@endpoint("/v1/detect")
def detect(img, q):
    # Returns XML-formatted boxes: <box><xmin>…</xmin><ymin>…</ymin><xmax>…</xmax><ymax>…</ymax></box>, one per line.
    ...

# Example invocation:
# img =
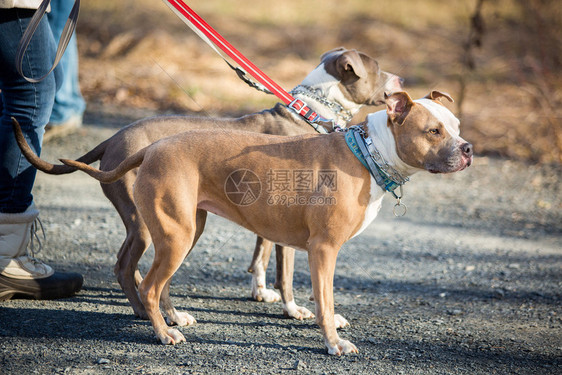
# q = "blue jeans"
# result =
<box><xmin>47</xmin><ymin>0</ymin><xmax>85</xmax><ymax>124</ymax></box>
<box><xmin>0</xmin><ymin>8</ymin><xmax>61</xmax><ymax>213</ymax></box>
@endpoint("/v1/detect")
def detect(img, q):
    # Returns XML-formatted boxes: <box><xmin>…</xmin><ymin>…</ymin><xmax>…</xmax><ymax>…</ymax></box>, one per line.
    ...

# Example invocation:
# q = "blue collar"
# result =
<box><xmin>344</xmin><ymin>125</ymin><xmax>409</xmax><ymax>198</ymax></box>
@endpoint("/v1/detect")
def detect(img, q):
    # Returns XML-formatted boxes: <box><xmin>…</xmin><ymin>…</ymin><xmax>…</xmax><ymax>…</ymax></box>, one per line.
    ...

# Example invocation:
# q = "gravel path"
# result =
<box><xmin>1</xmin><ymin>117</ymin><xmax>560</xmax><ymax>374</ymax></box>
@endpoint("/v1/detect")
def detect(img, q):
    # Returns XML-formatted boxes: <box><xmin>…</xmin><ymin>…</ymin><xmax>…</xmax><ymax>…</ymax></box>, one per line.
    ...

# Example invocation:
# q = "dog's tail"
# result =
<box><xmin>60</xmin><ymin>147</ymin><xmax>146</xmax><ymax>184</ymax></box>
<box><xmin>11</xmin><ymin>117</ymin><xmax>107</xmax><ymax>175</ymax></box>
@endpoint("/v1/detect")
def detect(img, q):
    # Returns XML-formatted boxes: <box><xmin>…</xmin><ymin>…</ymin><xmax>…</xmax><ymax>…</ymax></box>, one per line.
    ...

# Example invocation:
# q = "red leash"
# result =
<box><xmin>164</xmin><ymin>0</ymin><xmax>333</xmax><ymax>131</ymax></box>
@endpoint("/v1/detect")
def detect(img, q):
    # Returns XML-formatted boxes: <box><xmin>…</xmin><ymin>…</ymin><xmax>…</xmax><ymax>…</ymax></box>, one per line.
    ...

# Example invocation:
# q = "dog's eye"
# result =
<box><xmin>429</xmin><ymin>128</ymin><xmax>440</xmax><ymax>135</ymax></box>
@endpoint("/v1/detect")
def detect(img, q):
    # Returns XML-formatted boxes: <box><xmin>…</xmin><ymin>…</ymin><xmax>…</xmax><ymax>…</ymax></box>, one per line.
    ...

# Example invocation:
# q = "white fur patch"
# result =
<box><xmin>351</xmin><ymin>176</ymin><xmax>384</xmax><ymax>239</ymax></box>
<box><xmin>300</xmin><ymin>63</ymin><xmax>339</xmax><ymax>88</ymax></box>
<box><xmin>283</xmin><ymin>299</ymin><xmax>299</xmax><ymax>312</ymax></box>
<box><xmin>414</xmin><ymin>99</ymin><xmax>461</xmax><ymax>138</ymax></box>
<box><xmin>251</xmin><ymin>256</ymin><xmax>281</xmax><ymax>303</ymax></box>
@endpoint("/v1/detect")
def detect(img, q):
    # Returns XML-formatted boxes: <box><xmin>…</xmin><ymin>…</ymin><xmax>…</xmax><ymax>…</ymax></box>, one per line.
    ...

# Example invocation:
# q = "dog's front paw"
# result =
<box><xmin>165</xmin><ymin>311</ymin><xmax>197</xmax><ymax>327</ymax></box>
<box><xmin>334</xmin><ymin>314</ymin><xmax>350</xmax><ymax>329</ymax></box>
<box><xmin>252</xmin><ymin>286</ymin><xmax>281</xmax><ymax>303</ymax></box>
<box><xmin>327</xmin><ymin>339</ymin><xmax>358</xmax><ymax>356</ymax></box>
<box><xmin>283</xmin><ymin>301</ymin><xmax>314</xmax><ymax>320</ymax></box>
<box><xmin>157</xmin><ymin>328</ymin><xmax>186</xmax><ymax>345</ymax></box>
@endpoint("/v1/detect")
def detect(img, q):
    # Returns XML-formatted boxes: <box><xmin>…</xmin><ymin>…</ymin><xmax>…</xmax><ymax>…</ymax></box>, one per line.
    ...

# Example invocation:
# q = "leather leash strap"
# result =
<box><xmin>16</xmin><ymin>0</ymin><xmax>80</xmax><ymax>83</ymax></box>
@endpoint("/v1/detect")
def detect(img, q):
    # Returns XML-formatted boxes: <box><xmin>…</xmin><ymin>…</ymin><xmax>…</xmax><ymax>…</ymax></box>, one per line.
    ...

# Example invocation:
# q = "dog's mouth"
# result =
<box><xmin>427</xmin><ymin>155</ymin><xmax>473</xmax><ymax>174</ymax></box>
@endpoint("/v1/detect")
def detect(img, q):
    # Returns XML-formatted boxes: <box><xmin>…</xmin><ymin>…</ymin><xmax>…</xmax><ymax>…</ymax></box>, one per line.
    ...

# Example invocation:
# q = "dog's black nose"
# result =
<box><xmin>462</xmin><ymin>142</ymin><xmax>473</xmax><ymax>158</ymax></box>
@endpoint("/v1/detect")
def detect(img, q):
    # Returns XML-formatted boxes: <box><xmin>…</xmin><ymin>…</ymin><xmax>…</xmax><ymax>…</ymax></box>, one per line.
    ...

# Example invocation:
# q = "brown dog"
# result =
<box><xmin>58</xmin><ymin>91</ymin><xmax>472</xmax><ymax>354</ymax></box>
<box><xmin>14</xmin><ymin>48</ymin><xmax>403</xmax><ymax>323</ymax></box>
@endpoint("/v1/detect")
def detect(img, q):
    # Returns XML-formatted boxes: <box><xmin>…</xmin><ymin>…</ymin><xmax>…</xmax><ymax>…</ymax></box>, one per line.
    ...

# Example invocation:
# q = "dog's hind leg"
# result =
<box><xmin>104</xmin><ymin>177</ymin><xmax>153</xmax><ymax>320</ymax></box>
<box><xmin>139</xmin><ymin>238</ymin><xmax>192</xmax><ymax>344</ymax></box>
<box><xmin>138</xmin><ymin>212</ymin><xmax>196</xmax><ymax>345</ymax></box>
<box><xmin>161</xmin><ymin>209</ymin><xmax>207</xmax><ymax>326</ymax></box>
<box><xmin>114</xmin><ymin>220</ymin><xmax>152</xmax><ymax>320</ymax></box>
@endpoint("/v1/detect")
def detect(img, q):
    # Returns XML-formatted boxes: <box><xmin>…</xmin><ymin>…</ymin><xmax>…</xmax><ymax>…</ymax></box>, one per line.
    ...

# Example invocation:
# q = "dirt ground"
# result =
<box><xmin>1</xmin><ymin>1</ymin><xmax>561</xmax><ymax>374</ymax></box>
<box><xmin>0</xmin><ymin>111</ymin><xmax>560</xmax><ymax>374</ymax></box>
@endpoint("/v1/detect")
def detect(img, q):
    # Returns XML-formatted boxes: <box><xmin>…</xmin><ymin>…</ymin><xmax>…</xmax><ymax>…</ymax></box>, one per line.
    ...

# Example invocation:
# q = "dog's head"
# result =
<box><xmin>300</xmin><ymin>47</ymin><xmax>403</xmax><ymax>107</ymax></box>
<box><xmin>385</xmin><ymin>91</ymin><xmax>473</xmax><ymax>174</ymax></box>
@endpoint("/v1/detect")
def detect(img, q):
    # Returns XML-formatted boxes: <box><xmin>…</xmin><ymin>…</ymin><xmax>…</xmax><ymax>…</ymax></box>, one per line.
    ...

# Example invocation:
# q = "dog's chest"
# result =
<box><xmin>351</xmin><ymin>176</ymin><xmax>384</xmax><ymax>238</ymax></box>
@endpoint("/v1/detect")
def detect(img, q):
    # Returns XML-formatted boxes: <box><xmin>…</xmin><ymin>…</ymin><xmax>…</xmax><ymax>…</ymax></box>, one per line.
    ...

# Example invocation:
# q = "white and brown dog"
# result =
<box><xmin>58</xmin><ymin>90</ymin><xmax>472</xmax><ymax>355</ymax></box>
<box><xmin>13</xmin><ymin>48</ymin><xmax>402</xmax><ymax>323</ymax></box>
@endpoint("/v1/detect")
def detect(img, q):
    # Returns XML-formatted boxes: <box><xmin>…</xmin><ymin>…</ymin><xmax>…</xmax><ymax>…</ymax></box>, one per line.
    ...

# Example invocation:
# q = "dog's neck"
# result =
<box><xmin>291</xmin><ymin>63</ymin><xmax>363</xmax><ymax>130</ymax></box>
<box><xmin>364</xmin><ymin>110</ymin><xmax>423</xmax><ymax>179</ymax></box>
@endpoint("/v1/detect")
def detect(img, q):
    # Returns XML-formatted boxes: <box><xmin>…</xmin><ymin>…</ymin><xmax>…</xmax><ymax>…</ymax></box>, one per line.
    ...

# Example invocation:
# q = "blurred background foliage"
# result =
<box><xmin>77</xmin><ymin>0</ymin><xmax>561</xmax><ymax>164</ymax></box>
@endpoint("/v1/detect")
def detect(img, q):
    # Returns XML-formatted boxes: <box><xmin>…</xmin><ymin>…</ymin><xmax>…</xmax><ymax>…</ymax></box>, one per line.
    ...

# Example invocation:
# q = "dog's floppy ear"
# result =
<box><xmin>424</xmin><ymin>90</ymin><xmax>454</xmax><ymax>103</ymax></box>
<box><xmin>320</xmin><ymin>46</ymin><xmax>346</xmax><ymax>61</ymax></box>
<box><xmin>335</xmin><ymin>49</ymin><xmax>368</xmax><ymax>80</ymax></box>
<box><xmin>385</xmin><ymin>91</ymin><xmax>414</xmax><ymax>126</ymax></box>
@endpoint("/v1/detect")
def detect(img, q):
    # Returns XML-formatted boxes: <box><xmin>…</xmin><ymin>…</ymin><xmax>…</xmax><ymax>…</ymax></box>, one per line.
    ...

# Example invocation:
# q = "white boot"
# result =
<box><xmin>0</xmin><ymin>203</ymin><xmax>82</xmax><ymax>301</ymax></box>
<box><xmin>0</xmin><ymin>203</ymin><xmax>53</xmax><ymax>279</ymax></box>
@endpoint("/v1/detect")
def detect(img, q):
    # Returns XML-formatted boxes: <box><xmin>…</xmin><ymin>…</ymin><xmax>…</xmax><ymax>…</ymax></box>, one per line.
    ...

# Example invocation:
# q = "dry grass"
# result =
<box><xmin>76</xmin><ymin>0</ymin><xmax>561</xmax><ymax>164</ymax></box>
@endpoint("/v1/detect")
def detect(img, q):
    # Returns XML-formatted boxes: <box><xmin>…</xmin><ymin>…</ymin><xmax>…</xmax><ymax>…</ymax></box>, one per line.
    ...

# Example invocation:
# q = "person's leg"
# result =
<box><xmin>45</xmin><ymin>0</ymin><xmax>85</xmax><ymax>140</ymax></box>
<box><xmin>0</xmin><ymin>8</ymin><xmax>82</xmax><ymax>300</ymax></box>
<box><xmin>0</xmin><ymin>8</ymin><xmax>56</xmax><ymax>211</ymax></box>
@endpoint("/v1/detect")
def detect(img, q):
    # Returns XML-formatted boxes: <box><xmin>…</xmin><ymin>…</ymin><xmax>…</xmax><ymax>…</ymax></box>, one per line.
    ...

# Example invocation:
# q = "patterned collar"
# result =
<box><xmin>290</xmin><ymin>85</ymin><xmax>355</xmax><ymax>127</ymax></box>
<box><xmin>344</xmin><ymin>125</ymin><xmax>409</xmax><ymax>198</ymax></box>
